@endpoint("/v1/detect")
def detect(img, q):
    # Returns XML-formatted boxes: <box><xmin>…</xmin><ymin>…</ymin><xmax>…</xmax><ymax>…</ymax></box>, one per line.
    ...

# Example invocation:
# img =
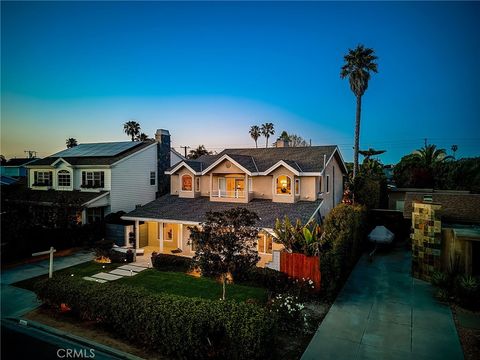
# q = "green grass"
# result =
<box><xmin>118</xmin><ymin>269</ymin><xmax>268</xmax><ymax>303</ymax></box>
<box><xmin>13</xmin><ymin>261</ymin><xmax>121</xmax><ymax>291</ymax></box>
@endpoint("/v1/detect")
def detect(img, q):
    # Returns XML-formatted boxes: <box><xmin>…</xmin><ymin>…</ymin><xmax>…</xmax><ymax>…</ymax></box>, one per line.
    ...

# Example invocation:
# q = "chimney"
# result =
<box><xmin>155</xmin><ymin>129</ymin><xmax>171</xmax><ymax>196</ymax></box>
<box><xmin>275</xmin><ymin>139</ymin><xmax>289</xmax><ymax>148</ymax></box>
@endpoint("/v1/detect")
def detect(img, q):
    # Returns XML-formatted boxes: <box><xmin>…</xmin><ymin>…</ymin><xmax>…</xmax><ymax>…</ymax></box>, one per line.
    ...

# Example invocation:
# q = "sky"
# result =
<box><xmin>1</xmin><ymin>1</ymin><xmax>479</xmax><ymax>164</ymax></box>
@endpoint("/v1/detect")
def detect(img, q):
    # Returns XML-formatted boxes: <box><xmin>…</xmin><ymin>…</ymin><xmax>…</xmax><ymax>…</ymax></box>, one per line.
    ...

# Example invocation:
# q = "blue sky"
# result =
<box><xmin>2</xmin><ymin>1</ymin><xmax>479</xmax><ymax>163</ymax></box>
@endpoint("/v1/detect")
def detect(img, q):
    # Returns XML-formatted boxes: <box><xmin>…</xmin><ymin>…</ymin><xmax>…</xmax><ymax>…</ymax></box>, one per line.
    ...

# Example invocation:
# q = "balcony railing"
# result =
<box><xmin>211</xmin><ymin>190</ymin><xmax>246</xmax><ymax>199</ymax></box>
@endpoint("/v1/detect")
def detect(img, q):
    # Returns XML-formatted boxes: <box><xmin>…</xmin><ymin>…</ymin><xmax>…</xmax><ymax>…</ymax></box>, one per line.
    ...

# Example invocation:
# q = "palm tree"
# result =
<box><xmin>341</xmin><ymin>45</ymin><xmax>378</xmax><ymax>178</ymax></box>
<box><xmin>249</xmin><ymin>125</ymin><xmax>261</xmax><ymax>148</ymax></box>
<box><xmin>188</xmin><ymin>145</ymin><xmax>212</xmax><ymax>159</ymax></box>
<box><xmin>451</xmin><ymin>144</ymin><xmax>458</xmax><ymax>159</ymax></box>
<box><xmin>123</xmin><ymin>121</ymin><xmax>141</xmax><ymax>141</ymax></box>
<box><xmin>413</xmin><ymin>144</ymin><xmax>453</xmax><ymax>167</ymax></box>
<box><xmin>359</xmin><ymin>148</ymin><xmax>386</xmax><ymax>161</ymax></box>
<box><xmin>260</xmin><ymin>123</ymin><xmax>275</xmax><ymax>148</ymax></box>
<box><xmin>65</xmin><ymin>138</ymin><xmax>78</xmax><ymax>148</ymax></box>
<box><xmin>135</xmin><ymin>133</ymin><xmax>149</xmax><ymax>141</ymax></box>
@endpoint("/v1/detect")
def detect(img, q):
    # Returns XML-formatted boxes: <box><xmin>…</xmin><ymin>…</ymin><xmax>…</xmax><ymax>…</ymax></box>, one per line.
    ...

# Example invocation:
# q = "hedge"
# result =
<box><xmin>34</xmin><ymin>276</ymin><xmax>275</xmax><ymax>359</ymax></box>
<box><xmin>151</xmin><ymin>252</ymin><xmax>194</xmax><ymax>272</ymax></box>
<box><xmin>320</xmin><ymin>203</ymin><xmax>367</xmax><ymax>298</ymax></box>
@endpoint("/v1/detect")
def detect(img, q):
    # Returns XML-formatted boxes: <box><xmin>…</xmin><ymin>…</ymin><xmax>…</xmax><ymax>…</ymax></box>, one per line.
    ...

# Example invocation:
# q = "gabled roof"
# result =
<box><xmin>167</xmin><ymin>146</ymin><xmax>345</xmax><ymax>176</ymax></box>
<box><xmin>27</xmin><ymin>141</ymin><xmax>156</xmax><ymax>167</ymax></box>
<box><xmin>4</xmin><ymin>158</ymin><xmax>38</xmax><ymax>167</ymax></box>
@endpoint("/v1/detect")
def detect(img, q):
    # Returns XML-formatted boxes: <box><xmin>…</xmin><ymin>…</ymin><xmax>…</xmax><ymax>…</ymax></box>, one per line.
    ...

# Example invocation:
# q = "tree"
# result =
<box><xmin>135</xmin><ymin>133</ymin><xmax>149</xmax><ymax>141</ymax></box>
<box><xmin>188</xmin><ymin>208</ymin><xmax>260</xmax><ymax>300</ymax></box>
<box><xmin>260</xmin><ymin>123</ymin><xmax>275</xmax><ymax>148</ymax></box>
<box><xmin>359</xmin><ymin>148</ymin><xmax>385</xmax><ymax>160</ymax></box>
<box><xmin>451</xmin><ymin>145</ymin><xmax>458</xmax><ymax>159</ymax></box>
<box><xmin>289</xmin><ymin>134</ymin><xmax>309</xmax><ymax>147</ymax></box>
<box><xmin>188</xmin><ymin>145</ymin><xmax>212</xmax><ymax>159</ymax></box>
<box><xmin>65</xmin><ymin>138</ymin><xmax>78</xmax><ymax>148</ymax></box>
<box><xmin>413</xmin><ymin>144</ymin><xmax>453</xmax><ymax>167</ymax></box>
<box><xmin>278</xmin><ymin>131</ymin><xmax>290</xmax><ymax>142</ymax></box>
<box><xmin>249</xmin><ymin>125</ymin><xmax>261</xmax><ymax>148</ymax></box>
<box><xmin>340</xmin><ymin>45</ymin><xmax>378</xmax><ymax>178</ymax></box>
<box><xmin>0</xmin><ymin>155</ymin><xmax>7</xmax><ymax>166</ymax></box>
<box><xmin>123</xmin><ymin>121</ymin><xmax>141</xmax><ymax>141</ymax></box>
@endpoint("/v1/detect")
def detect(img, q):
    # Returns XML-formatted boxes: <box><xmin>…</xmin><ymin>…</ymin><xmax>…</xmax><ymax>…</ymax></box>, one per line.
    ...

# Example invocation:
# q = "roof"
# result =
<box><xmin>170</xmin><ymin>148</ymin><xmax>186</xmax><ymax>160</ymax></box>
<box><xmin>123</xmin><ymin>194</ymin><xmax>322</xmax><ymax>228</ymax></box>
<box><xmin>168</xmin><ymin>146</ymin><xmax>344</xmax><ymax>175</ymax></box>
<box><xmin>27</xmin><ymin>141</ymin><xmax>155</xmax><ymax>167</ymax></box>
<box><xmin>403</xmin><ymin>192</ymin><xmax>480</xmax><ymax>224</ymax></box>
<box><xmin>0</xmin><ymin>175</ymin><xmax>19</xmax><ymax>186</ymax></box>
<box><xmin>4</xmin><ymin>158</ymin><xmax>38</xmax><ymax>167</ymax></box>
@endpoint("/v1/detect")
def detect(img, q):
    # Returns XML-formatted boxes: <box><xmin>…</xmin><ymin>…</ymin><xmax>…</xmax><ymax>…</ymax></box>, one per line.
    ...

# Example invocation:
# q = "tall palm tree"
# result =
<box><xmin>260</xmin><ymin>123</ymin><xmax>275</xmax><ymax>148</ymax></box>
<box><xmin>135</xmin><ymin>133</ymin><xmax>149</xmax><ymax>141</ymax></box>
<box><xmin>451</xmin><ymin>144</ymin><xmax>458</xmax><ymax>159</ymax></box>
<box><xmin>359</xmin><ymin>148</ymin><xmax>386</xmax><ymax>161</ymax></box>
<box><xmin>341</xmin><ymin>45</ymin><xmax>378</xmax><ymax>178</ymax></box>
<box><xmin>188</xmin><ymin>145</ymin><xmax>212</xmax><ymax>159</ymax></box>
<box><xmin>65</xmin><ymin>138</ymin><xmax>78</xmax><ymax>148</ymax></box>
<box><xmin>413</xmin><ymin>144</ymin><xmax>452</xmax><ymax>167</ymax></box>
<box><xmin>249</xmin><ymin>125</ymin><xmax>261</xmax><ymax>148</ymax></box>
<box><xmin>123</xmin><ymin>121</ymin><xmax>141</xmax><ymax>141</ymax></box>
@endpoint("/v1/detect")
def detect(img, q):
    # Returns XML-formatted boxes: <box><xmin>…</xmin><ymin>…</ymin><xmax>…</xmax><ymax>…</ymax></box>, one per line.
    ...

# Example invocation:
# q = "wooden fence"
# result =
<box><xmin>280</xmin><ymin>252</ymin><xmax>321</xmax><ymax>292</ymax></box>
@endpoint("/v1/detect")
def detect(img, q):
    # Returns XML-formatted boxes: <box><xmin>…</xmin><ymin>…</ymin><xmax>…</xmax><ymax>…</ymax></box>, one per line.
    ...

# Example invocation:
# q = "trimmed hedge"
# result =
<box><xmin>236</xmin><ymin>267</ymin><xmax>291</xmax><ymax>294</ymax></box>
<box><xmin>320</xmin><ymin>204</ymin><xmax>368</xmax><ymax>299</ymax></box>
<box><xmin>151</xmin><ymin>252</ymin><xmax>193</xmax><ymax>272</ymax></box>
<box><xmin>34</xmin><ymin>276</ymin><xmax>275</xmax><ymax>359</ymax></box>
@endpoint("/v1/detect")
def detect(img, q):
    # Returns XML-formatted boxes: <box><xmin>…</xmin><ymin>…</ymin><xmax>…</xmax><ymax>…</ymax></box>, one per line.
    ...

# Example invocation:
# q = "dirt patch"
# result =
<box><xmin>451</xmin><ymin>305</ymin><xmax>480</xmax><ymax>360</ymax></box>
<box><xmin>24</xmin><ymin>306</ymin><xmax>167</xmax><ymax>359</ymax></box>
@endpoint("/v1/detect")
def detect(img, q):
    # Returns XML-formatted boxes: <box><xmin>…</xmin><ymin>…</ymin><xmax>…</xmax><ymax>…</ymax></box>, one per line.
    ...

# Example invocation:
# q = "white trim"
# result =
<box><xmin>82</xmin><ymin>191</ymin><xmax>110</xmax><ymax>207</ymax></box>
<box><xmin>181</xmin><ymin>174</ymin><xmax>194</xmax><ymax>192</ymax></box>
<box><xmin>321</xmin><ymin>147</ymin><xmax>348</xmax><ymax>175</ymax></box>
<box><xmin>121</xmin><ymin>216</ymin><xmax>199</xmax><ymax>225</ymax></box>
<box><xmin>110</xmin><ymin>142</ymin><xmax>158</xmax><ymax>167</ymax></box>
<box><xmin>294</xmin><ymin>178</ymin><xmax>300</xmax><ymax>196</ymax></box>
<box><xmin>201</xmin><ymin>154</ymin><xmax>254</xmax><ymax>176</ymax></box>
<box><xmin>51</xmin><ymin>158</ymin><xmax>72</xmax><ymax>167</ymax></box>
<box><xmin>263</xmin><ymin>160</ymin><xmax>300</xmax><ymax>176</ymax></box>
<box><xmin>274</xmin><ymin>174</ymin><xmax>293</xmax><ymax>196</ymax></box>
<box><xmin>165</xmin><ymin>161</ymin><xmax>201</xmax><ymax>175</ymax></box>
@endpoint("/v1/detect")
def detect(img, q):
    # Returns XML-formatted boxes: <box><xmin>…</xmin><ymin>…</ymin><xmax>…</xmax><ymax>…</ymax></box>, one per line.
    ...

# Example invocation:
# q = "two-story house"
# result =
<box><xmin>122</xmin><ymin>145</ymin><xmax>347</xmax><ymax>266</ymax></box>
<box><xmin>8</xmin><ymin>129</ymin><xmax>176</xmax><ymax>225</ymax></box>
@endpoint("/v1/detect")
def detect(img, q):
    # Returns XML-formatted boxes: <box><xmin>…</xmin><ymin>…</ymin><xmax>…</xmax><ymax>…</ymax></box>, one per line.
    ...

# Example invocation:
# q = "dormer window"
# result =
<box><xmin>182</xmin><ymin>174</ymin><xmax>193</xmax><ymax>191</ymax></box>
<box><xmin>58</xmin><ymin>170</ymin><xmax>71</xmax><ymax>187</ymax></box>
<box><xmin>276</xmin><ymin>175</ymin><xmax>292</xmax><ymax>195</ymax></box>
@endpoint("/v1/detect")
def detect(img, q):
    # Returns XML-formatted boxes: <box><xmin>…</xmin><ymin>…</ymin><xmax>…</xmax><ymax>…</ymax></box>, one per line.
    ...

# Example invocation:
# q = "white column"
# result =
<box><xmin>178</xmin><ymin>224</ymin><xmax>183</xmax><ymax>251</ymax></box>
<box><xmin>159</xmin><ymin>222</ymin><xmax>164</xmax><ymax>253</ymax></box>
<box><xmin>124</xmin><ymin>225</ymin><xmax>130</xmax><ymax>247</ymax></box>
<box><xmin>81</xmin><ymin>209</ymin><xmax>87</xmax><ymax>225</ymax></box>
<box><xmin>135</xmin><ymin>221</ymin><xmax>140</xmax><ymax>249</ymax></box>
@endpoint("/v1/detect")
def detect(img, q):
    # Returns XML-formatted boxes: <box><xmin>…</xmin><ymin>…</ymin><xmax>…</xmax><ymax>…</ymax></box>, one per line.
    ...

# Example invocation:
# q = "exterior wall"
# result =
<box><xmin>170</xmin><ymin>174</ymin><xmax>179</xmax><ymax>195</ymax></box>
<box><xmin>177</xmin><ymin>168</ymin><xmax>200</xmax><ymax>198</ymax></box>
<box><xmin>252</xmin><ymin>176</ymin><xmax>273</xmax><ymax>200</ymax></box>
<box><xmin>318</xmin><ymin>154</ymin><xmax>344</xmax><ymax>217</ymax></box>
<box><xmin>110</xmin><ymin>145</ymin><xmax>157</xmax><ymax>213</ymax></box>
<box><xmin>170</xmin><ymin>151</ymin><xmax>184</xmax><ymax>167</ymax></box>
<box><xmin>1</xmin><ymin>167</ymin><xmax>24</xmax><ymax>177</ymax></box>
<box><xmin>299</xmin><ymin>176</ymin><xmax>317</xmax><ymax>201</ymax></box>
<box><xmin>388</xmin><ymin>191</ymin><xmax>407</xmax><ymax>211</ymax></box>
<box><xmin>271</xmin><ymin>167</ymin><xmax>296</xmax><ymax>203</ymax></box>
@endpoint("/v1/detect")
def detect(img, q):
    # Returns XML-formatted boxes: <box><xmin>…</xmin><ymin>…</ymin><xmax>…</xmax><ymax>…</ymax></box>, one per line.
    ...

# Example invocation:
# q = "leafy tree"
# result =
<box><xmin>188</xmin><ymin>208</ymin><xmax>260</xmax><ymax>300</ymax></box>
<box><xmin>249</xmin><ymin>125</ymin><xmax>261</xmax><ymax>148</ymax></box>
<box><xmin>289</xmin><ymin>134</ymin><xmax>309</xmax><ymax>147</ymax></box>
<box><xmin>278</xmin><ymin>131</ymin><xmax>290</xmax><ymax>141</ymax></box>
<box><xmin>0</xmin><ymin>155</ymin><xmax>7</xmax><ymax>166</ymax></box>
<box><xmin>188</xmin><ymin>145</ymin><xmax>212</xmax><ymax>159</ymax></box>
<box><xmin>135</xmin><ymin>133</ymin><xmax>149</xmax><ymax>141</ymax></box>
<box><xmin>65</xmin><ymin>138</ymin><xmax>78</xmax><ymax>148</ymax></box>
<box><xmin>273</xmin><ymin>216</ymin><xmax>322</xmax><ymax>256</ymax></box>
<box><xmin>340</xmin><ymin>45</ymin><xmax>378</xmax><ymax>178</ymax></box>
<box><xmin>260</xmin><ymin>123</ymin><xmax>275</xmax><ymax>148</ymax></box>
<box><xmin>123</xmin><ymin>120</ymin><xmax>141</xmax><ymax>141</ymax></box>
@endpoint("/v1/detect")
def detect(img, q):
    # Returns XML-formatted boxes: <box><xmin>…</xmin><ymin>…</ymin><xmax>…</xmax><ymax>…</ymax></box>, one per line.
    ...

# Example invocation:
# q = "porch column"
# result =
<box><xmin>135</xmin><ymin>220</ymin><xmax>139</xmax><ymax>249</ymax></box>
<box><xmin>209</xmin><ymin>173</ymin><xmax>213</xmax><ymax>196</ymax></box>
<box><xmin>178</xmin><ymin>224</ymin><xmax>183</xmax><ymax>251</ymax></box>
<box><xmin>159</xmin><ymin>222</ymin><xmax>164</xmax><ymax>253</ymax></box>
<box><xmin>81</xmin><ymin>209</ymin><xmax>87</xmax><ymax>225</ymax></box>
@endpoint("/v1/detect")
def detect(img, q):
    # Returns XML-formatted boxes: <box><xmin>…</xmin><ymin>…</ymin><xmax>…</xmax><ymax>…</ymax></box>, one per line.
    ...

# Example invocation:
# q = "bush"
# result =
<box><xmin>456</xmin><ymin>275</ymin><xmax>479</xmax><ymax>309</ymax></box>
<box><xmin>34</xmin><ymin>276</ymin><xmax>276</xmax><ymax>360</ymax></box>
<box><xmin>151</xmin><ymin>252</ymin><xmax>194</xmax><ymax>272</ymax></box>
<box><xmin>269</xmin><ymin>293</ymin><xmax>309</xmax><ymax>334</ymax></box>
<box><xmin>320</xmin><ymin>204</ymin><xmax>367</xmax><ymax>299</ymax></box>
<box><xmin>236</xmin><ymin>267</ymin><xmax>291</xmax><ymax>294</ymax></box>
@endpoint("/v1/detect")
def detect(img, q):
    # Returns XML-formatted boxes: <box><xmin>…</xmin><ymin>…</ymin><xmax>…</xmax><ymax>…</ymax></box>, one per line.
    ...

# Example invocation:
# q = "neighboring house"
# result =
<box><xmin>0</xmin><ymin>157</ymin><xmax>38</xmax><ymax>177</ymax></box>
<box><xmin>170</xmin><ymin>148</ymin><xmax>186</xmax><ymax>166</ymax></box>
<box><xmin>122</xmin><ymin>145</ymin><xmax>347</xmax><ymax>267</ymax></box>
<box><xmin>0</xmin><ymin>175</ymin><xmax>20</xmax><ymax>186</ymax></box>
<box><xmin>5</xmin><ymin>129</ymin><xmax>173</xmax><ymax>225</ymax></box>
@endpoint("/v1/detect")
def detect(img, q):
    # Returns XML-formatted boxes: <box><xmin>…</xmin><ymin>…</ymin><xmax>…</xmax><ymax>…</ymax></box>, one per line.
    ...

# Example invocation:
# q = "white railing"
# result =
<box><xmin>211</xmin><ymin>190</ymin><xmax>246</xmax><ymax>199</ymax></box>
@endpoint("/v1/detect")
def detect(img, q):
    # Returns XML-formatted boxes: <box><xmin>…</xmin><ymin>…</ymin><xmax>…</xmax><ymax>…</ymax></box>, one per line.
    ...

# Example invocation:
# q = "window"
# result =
<box><xmin>57</xmin><ymin>170</ymin><xmax>71</xmax><ymax>187</ymax></box>
<box><xmin>181</xmin><ymin>174</ymin><xmax>192</xmax><ymax>191</ymax></box>
<box><xmin>163</xmin><ymin>223</ymin><xmax>178</xmax><ymax>241</ymax></box>
<box><xmin>34</xmin><ymin>171</ymin><xmax>52</xmax><ymax>186</ymax></box>
<box><xmin>248</xmin><ymin>177</ymin><xmax>253</xmax><ymax>193</ymax></box>
<box><xmin>326</xmin><ymin>175</ymin><xmax>330</xmax><ymax>193</ymax></box>
<box><xmin>276</xmin><ymin>175</ymin><xmax>292</xmax><ymax>195</ymax></box>
<box><xmin>195</xmin><ymin>177</ymin><xmax>200</xmax><ymax>192</ymax></box>
<box><xmin>86</xmin><ymin>207</ymin><xmax>104</xmax><ymax>224</ymax></box>
<box><xmin>150</xmin><ymin>171</ymin><xmax>156</xmax><ymax>185</ymax></box>
<box><xmin>81</xmin><ymin>171</ymin><xmax>104</xmax><ymax>188</ymax></box>
<box><xmin>295</xmin><ymin>178</ymin><xmax>300</xmax><ymax>196</ymax></box>
<box><xmin>258</xmin><ymin>234</ymin><xmax>273</xmax><ymax>254</ymax></box>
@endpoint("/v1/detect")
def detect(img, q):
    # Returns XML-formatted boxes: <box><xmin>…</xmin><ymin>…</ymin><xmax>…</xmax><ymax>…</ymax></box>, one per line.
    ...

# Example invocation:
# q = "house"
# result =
<box><xmin>0</xmin><ymin>157</ymin><xmax>38</xmax><ymax>178</ymax></box>
<box><xmin>4</xmin><ymin>129</ymin><xmax>173</xmax><ymax>225</ymax></box>
<box><xmin>122</xmin><ymin>145</ymin><xmax>347</xmax><ymax>266</ymax></box>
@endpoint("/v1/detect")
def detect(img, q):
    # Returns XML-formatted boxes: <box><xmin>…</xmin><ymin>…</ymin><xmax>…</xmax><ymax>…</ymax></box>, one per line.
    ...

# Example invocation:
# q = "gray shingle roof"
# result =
<box><xmin>123</xmin><ymin>194</ymin><xmax>322</xmax><ymax>228</ymax></box>
<box><xmin>2</xmin><ymin>188</ymin><xmax>109</xmax><ymax>207</ymax></box>
<box><xmin>27</xmin><ymin>141</ymin><xmax>155</xmax><ymax>167</ymax></box>
<box><xmin>4</xmin><ymin>158</ymin><xmax>38</xmax><ymax>167</ymax></box>
<box><xmin>169</xmin><ymin>146</ymin><xmax>339</xmax><ymax>173</ymax></box>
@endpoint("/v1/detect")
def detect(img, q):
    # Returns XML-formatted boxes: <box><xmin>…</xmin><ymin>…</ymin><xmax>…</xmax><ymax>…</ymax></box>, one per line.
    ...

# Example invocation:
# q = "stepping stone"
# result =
<box><xmin>91</xmin><ymin>272</ymin><xmax>122</xmax><ymax>281</ymax></box>
<box><xmin>109</xmin><ymin>269</ymin><xmax>136</xmax><ymax>277</ymax></box>
<box><xmin>131</xmin><ymin>262</ymin><xmax>150</xmax><ymax>268</ymax></box>
<box><xmin>83</xmin><ymin>276</ymin><xmax>108</xmax><ymax>283</ymax></box>
<box><xmin>118</xmin><ymin>265</ymin><xmax>147</xmax><ymax>272</ymax></box>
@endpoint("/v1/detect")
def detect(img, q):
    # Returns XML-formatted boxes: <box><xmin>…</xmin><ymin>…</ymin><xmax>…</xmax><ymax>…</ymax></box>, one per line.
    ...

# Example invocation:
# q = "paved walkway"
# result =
<box><xmin>84</xmin><ymin>264</ymin><xmax>148</xmax><ymax>283</ymax></box>
<box><xmin>302</xmin><ymin>247</ymin><xmax>464</xmax><ymax>360</ymax></box>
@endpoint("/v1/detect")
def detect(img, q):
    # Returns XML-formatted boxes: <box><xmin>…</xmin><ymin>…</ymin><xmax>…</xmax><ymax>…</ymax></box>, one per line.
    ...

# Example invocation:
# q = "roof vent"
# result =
<box><xmin>423</xmin><ymin>194</ymin><xmax>433</xmax><ymax>202</ymax></box>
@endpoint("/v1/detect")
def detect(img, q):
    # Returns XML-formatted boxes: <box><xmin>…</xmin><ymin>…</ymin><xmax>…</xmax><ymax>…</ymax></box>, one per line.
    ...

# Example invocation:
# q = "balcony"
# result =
<box><xmin>211</xmin><ymin>189</ymin><xmax>246</xmax><ymax>199</ymax></box>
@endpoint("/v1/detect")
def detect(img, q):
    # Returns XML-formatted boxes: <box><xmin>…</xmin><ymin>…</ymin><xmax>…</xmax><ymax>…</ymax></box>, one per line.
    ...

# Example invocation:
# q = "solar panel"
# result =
<box><xmin>52</xmin><ymin>142</ymin><xmax>140</xmax><ymax>157</ymax></box>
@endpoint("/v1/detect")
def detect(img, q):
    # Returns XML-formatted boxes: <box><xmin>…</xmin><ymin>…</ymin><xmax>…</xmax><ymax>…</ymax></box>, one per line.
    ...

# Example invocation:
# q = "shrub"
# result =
<box><xmin>269</xmin><ymin>293</ymin><xmax>309</xmax><ymax>334</ymax></box>
<box><xmin>456</xmin><ymin>275</ymin><xmax>479</xmax><ymax>309</ymax></box>
<box><xmin>236</xmin><ymin>267</ymin><xmax>291</xmax><ymax>295</ymax></box>
<box><xmin>320</xmin><ymin>204</ymin><xmax>367</xmax><ymax>299</ymax></box>
<box><xmin>151</xmin><ymin>252</ymin><xmax>193</xmax><ymax>272</ymax></box>
<box><xmin>34</xmin><ymin>276</ymin><xmax>276</xmax><ymax>359</ymax></box>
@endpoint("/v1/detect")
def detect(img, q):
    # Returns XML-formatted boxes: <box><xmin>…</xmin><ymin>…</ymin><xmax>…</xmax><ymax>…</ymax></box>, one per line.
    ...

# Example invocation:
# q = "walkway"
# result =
<box><xmin>84</xmin><ymin>264</ymin><xmax>148</xmax><ymax>283</ymax></box>
<box><xmin>302</xmin><ymin>246</ymin><xmax>464</xmax><ymax>360</ymax></box>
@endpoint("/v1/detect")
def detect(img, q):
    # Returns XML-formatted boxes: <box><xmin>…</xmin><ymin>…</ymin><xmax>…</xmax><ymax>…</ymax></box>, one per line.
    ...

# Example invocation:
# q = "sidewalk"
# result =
<box><xmin>302</xmin><ymin>247</ymin><xmax>464</xmax><ymax>360</ymax></box>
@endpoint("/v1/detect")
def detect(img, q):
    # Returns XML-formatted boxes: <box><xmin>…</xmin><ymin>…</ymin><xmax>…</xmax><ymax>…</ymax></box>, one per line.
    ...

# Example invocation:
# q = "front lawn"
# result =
<box><xmin>118</xmin><ymin>269</ymin><xmax>268</xmax><ymax>303</ymax></box>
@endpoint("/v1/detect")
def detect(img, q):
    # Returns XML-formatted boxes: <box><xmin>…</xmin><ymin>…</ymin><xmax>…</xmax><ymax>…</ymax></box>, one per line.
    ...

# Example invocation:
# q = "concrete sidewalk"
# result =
<box><xmin>302</xmin><ymin>247</ymin><xmax>464</xmax><ymax>360</ymax></box>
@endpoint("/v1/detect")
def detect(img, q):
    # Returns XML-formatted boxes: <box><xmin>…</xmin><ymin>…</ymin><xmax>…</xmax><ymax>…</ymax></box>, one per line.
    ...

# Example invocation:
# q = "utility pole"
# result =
<box><xmin>424</xmin><ymin>138</ymin><xmax>427</xmax><ymax>147</ymax></box>
<box><xmin>179</xmin><ymin>146</ymin><xmax>190</xmax><ymax>158</ymax></box>
<box><xmin>24</xmin><ymin>150</ymin><xmax>37</xmax><ymax>158</ymax></box>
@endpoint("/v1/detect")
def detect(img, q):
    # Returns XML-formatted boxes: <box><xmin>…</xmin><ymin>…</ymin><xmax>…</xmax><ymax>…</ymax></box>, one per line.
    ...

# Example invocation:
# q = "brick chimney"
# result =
<box><xmin>155</xmin><ymin>129</ymin><xmax>171</xmax><ymax>196</ymax></box>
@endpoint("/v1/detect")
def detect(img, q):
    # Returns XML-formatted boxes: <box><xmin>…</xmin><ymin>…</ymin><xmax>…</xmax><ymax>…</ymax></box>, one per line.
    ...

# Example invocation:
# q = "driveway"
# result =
<box><xmin>302</xmin><ymin>246</ymin><xmax>464</xmax><ymax>360</ymax></box>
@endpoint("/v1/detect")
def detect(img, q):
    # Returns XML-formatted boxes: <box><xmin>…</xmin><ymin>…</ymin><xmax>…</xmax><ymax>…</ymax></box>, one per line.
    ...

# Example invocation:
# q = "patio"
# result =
<box><xmin>302</xmin><ymin>245</ymin><xmax>464</xmax><ymax>360</ymax></box>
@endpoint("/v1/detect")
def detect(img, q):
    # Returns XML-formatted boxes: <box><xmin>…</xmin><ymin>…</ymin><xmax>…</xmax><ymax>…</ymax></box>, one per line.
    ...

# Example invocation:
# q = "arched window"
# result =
<box><xmin>276</xmin><ymin>175</ymin><xmax>292</xmax><ymax>195</ymax></box>
<box><xmin>58</xmin><ymin>170</ymin><xmax>71</xmax><ymax>187</ymax></box>
<box><xmin>181</xmin><ymin>174</ymin><xmax>193</xmax><ymax>191</ymax></box>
